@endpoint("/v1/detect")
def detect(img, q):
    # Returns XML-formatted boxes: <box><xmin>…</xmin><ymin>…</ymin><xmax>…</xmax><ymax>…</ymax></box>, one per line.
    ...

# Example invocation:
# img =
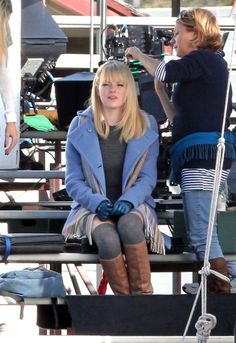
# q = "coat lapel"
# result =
<box><xmin>69</xmin><ymin>114</ymin><xmax>106</xmax><ymax>193</ymax></box>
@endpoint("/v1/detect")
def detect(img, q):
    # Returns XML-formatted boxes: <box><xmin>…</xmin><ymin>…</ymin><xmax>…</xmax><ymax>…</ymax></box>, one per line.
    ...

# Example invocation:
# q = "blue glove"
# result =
<box><xmin>111</xmin><ymin>200</ymin><xmax>133</xmax><ymax>217</ymax></box>
<box><xmin>96</xmin><ymin>200</ymin><xmax>113</xmax><ymax>221</ymax></box>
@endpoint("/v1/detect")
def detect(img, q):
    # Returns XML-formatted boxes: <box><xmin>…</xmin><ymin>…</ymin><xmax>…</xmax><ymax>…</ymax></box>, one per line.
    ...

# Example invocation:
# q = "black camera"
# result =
<box><xmin>104</xmin><ymin>24</ymin><xmax>173</xmax><ymax>61</ymax></box>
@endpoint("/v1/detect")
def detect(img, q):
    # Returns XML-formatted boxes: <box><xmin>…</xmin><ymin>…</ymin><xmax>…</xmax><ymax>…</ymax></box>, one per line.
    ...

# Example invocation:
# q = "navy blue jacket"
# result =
<box><xmin>165</xmin><ymin>50</ymin><xmax>232</xmax><ymax>144</ymax></box>
<box><xmin>164</xmin><ymin>50</ymin><xmax>233</xmax><ymax>169</ymax></box>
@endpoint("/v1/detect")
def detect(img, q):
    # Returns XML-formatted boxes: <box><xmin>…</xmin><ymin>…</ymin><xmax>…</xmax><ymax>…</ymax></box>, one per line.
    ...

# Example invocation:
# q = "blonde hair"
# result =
<box><xmin>0</xmin><ymin>0</ymin><xmax>12</xmax><ymax>64</ymax></box>
<box><xmin>177</xmin><ymin>8</ymin><xmax>222</xmax><ymax>52</ymax></box>
<box><xmin>91</xmin><ymin>60</ymin><xmax>147</xmax><ymax>142</ymax></box>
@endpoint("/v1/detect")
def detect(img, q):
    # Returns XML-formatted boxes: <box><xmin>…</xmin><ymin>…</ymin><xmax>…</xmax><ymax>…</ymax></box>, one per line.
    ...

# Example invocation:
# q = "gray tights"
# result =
<box><xmin>92</xmin><ymin>213</ymin><xmax>145</xmax><ymax>260</ymax></box>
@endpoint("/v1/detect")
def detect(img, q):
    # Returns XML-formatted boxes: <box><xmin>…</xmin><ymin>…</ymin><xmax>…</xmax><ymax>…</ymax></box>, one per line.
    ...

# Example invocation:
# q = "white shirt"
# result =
<box><xmin>0</xmin><ymin>62</ymin><xmax>16</xmax><ymax>123</ymax></box>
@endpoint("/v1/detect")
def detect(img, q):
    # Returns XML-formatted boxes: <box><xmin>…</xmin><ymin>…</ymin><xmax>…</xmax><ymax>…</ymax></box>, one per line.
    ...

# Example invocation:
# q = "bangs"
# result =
<box><xmin>98</xmin><ymin>62</ymin><xmax>128</xmax><ymax>86</ymax></box>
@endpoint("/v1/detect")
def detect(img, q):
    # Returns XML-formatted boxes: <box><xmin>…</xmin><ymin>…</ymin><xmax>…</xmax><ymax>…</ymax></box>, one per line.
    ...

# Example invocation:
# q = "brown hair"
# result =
<box><xmin>91</xmin><ymin>60</ymin><xmax>147</xmax><ymax>142</ymax></box>
<box><xmin>177</xmin><ymin>8</ymin><xmax>222</xmax><ymax>52</ymax></box>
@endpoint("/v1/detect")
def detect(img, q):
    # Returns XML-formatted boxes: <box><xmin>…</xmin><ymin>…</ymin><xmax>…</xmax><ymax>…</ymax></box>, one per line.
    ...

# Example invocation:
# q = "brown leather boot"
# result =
<box><xmin>100</xmin><ymin>254</ymin><xmax>130</xmax><ymax>295</ymax></box>
<box><xmin>124</xmin><ymin>241</ymin><xmax>153</xmax><ymax>295</ymax></box>
<box><xmin>207</xmin><ymin>258</ymin><xmax>230</xmax><ymax>293</ymax></box>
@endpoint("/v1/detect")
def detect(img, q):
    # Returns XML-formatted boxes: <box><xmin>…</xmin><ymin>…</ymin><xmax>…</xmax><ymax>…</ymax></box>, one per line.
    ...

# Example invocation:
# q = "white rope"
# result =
<box><xmin>182</xmin><ymin>13</ymin><xmax>236</xmax><ymax>343</ymax></box>
<box><xmin>182</xmin><ymin>283</ymin><xmax>202</xmax><ymax>342</ymax></box>
<box><xmin>195</xmin><ymin>314</ymin><xmax>217</xmax><ymax>343</ymax></box>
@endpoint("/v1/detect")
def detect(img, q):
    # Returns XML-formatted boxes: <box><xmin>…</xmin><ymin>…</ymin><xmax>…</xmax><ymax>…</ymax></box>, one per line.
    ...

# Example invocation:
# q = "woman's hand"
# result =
<box><xmin>4</xmin><ymin>122</ymin><xmax>19</xmax><ymax>155</ymax></box>
<box><xmin>125</xmin><ymin>46</ymin><xmax>143</xmax><ymax>61</ymax></box>
<box><xmin>111</xmin><ymin>200</ymin><xmax>133</xmax><ymax>217</ymax></box>
<box><xmin>125</xmin><ymin>47</ymin><xmax>160</xmax><ymax>76</ymax></box>
<box><xmin>96</xmin><ymin>200</ymin><xmax>113</xmax><ymax>221</ymax></box>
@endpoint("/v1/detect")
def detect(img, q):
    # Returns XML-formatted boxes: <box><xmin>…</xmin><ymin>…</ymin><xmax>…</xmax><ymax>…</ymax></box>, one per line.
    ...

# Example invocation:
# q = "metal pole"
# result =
<box><xmin>89</xmin><ymin>0</ymin><xmax>94</xmax><ymax>72</ymax></box>
<box><xmin>171</xmin><ymin>0</ymin><xmax>180</xmax><ymax>17</ymax></box>
<box><xmin>99</xmin><ymin>0</ymin><xmax>107</xmax><ymax>63</ymax></box>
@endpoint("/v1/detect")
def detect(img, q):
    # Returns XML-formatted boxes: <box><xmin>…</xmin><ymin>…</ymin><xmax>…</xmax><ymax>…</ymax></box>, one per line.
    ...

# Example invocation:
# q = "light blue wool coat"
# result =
<box><xmin>64</xmin><ymin>106</ymin><xmax>159</xmax><ymax>228</ymax></box>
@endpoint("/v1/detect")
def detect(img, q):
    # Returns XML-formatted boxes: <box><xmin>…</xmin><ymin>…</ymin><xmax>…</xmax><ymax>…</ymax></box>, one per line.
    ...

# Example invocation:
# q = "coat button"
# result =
<box><xmin>87</xmin><ymin>128</ymin><xmax>92</xmax><ymax>133</ymax></box>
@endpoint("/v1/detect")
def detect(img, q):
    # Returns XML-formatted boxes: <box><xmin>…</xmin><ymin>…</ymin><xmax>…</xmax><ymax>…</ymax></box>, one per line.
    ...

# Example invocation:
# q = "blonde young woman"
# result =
<box><xmin>62</xmin><ymin>60</ymin><xmax>164</xmax><ymax>295</ymax></box>
<box><xmin>0</xmin><ymin>0</ymin><xmax>19</xmax><ymax>155</ymax></box>
<box><xmin>126</xmin><ymin>8</ymin><xmax>236</xmax><ymax>293</ymax></box>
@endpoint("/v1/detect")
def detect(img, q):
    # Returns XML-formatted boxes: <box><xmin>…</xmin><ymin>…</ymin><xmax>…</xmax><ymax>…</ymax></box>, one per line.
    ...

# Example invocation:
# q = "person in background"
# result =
<box><xmin>0</xmin><ymin>0</ymin><xmax>19</xmax><ymax>155</ymax></box>
<box><xmin>62</xmin><ymin>60</ymin><xmax>164</xmax><ymax>295</ymax></box>
<box><xmin>225</xmin><ymin>158</ymin><xmax>236</xmax><ymax>292</ymax></box>
<box><xmin>227</xmin><ymin>159</ymin><xmax>236</xmax><ymax>204</ymax></box>
<box><xmin>125</xmin><ymin>7</ymin><xmax>235</xmax><ymax>293</ymax></box>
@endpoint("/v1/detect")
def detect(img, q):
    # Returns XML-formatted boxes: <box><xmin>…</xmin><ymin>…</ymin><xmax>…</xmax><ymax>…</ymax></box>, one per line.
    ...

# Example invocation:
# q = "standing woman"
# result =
<box><xmin>126</xmin><ymin>8</ymin><xmax>235</xmax><ymax>293</ymax></box>
<box><xmin>63</xmin><ymin>60</ymin><xmax>164</xmax><ymax>295</ymax></box>
<box><xmin>0</xmin><ymin>0</ymin><xmax>19</xmax><ymax>155</ymax></box>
